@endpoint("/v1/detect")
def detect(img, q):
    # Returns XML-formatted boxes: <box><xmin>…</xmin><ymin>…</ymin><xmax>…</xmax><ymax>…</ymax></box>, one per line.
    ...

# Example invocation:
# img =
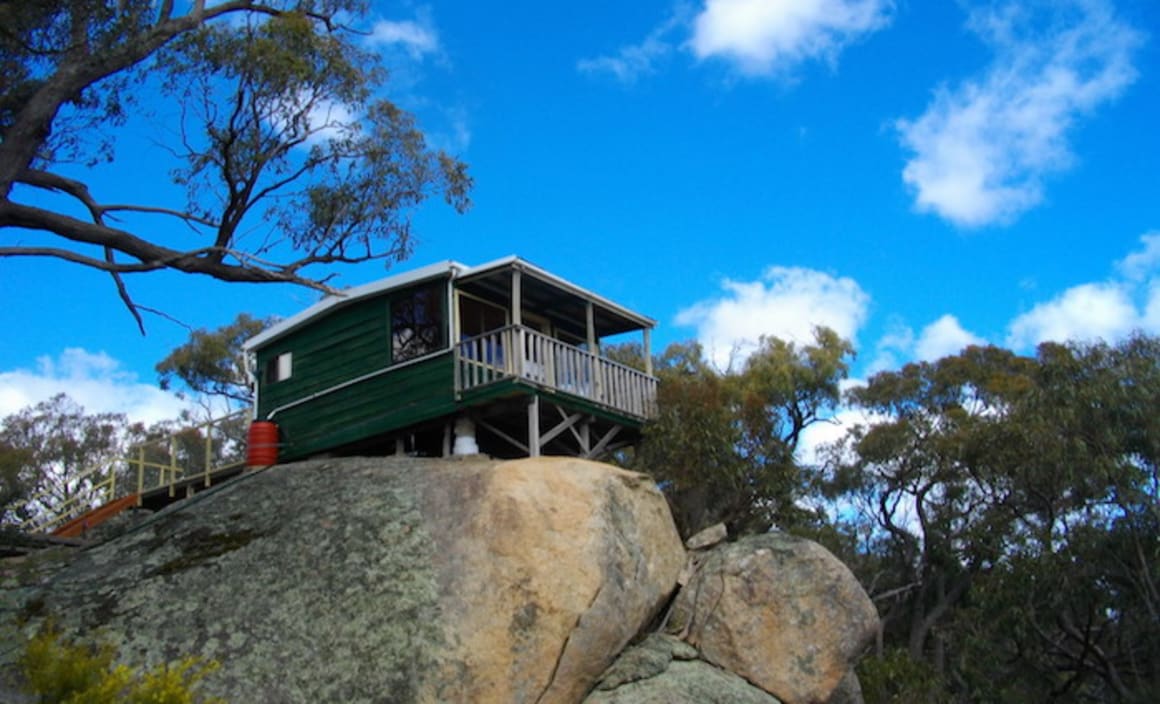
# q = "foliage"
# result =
<box><xmin>857</xmin><ymin>648</ymin><xmax>951</xmax><ymax>704</ymax></box>
<box><xmin>0</xmin><ymin>0</ymin><xmax>471</xmax><ymax>330</ymax></box>
<box><xmin>20</xmin><ymin>625</ymin><xmax>222</xmax><ymax>704</ymax></box>
<box><xmin>0</xmin><ymin>440</ymin><xmax>35</xmax><ymax>514</ymax></box>
<box><xmin>634</xmin><ymin>327</ymin><xmax>854</xmax><ymax>537</ymax></box>
<box><xmin>823</xmin><ymin>336</ymin><xmax>1160</xmax><ymax>703</ymax></box>
<box><xmin>0</xmin><ymin>394</ymin><xmax>132</xmax><ymax>526</ymax></box>
<box><xmin>156</xmin><ymin>313</ymin><xmax>272</xmax><ymax>408</ymax></box>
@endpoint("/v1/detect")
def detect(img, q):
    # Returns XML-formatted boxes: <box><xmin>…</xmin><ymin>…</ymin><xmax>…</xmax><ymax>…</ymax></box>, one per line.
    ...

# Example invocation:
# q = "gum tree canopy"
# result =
<box><xmin>0</xmin><ymin>0</ymin><xmax>471</xmax><ymax>328</ymax></box>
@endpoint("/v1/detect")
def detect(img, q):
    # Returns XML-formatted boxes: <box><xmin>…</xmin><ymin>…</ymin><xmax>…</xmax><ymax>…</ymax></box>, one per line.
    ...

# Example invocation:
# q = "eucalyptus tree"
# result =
<box><xmin>156</xmin><ymin>312</ymin><xmax>272</xmax><ymax>409</ymax></box>
<box><xmin>0</xmin><ymin>394</ymin><xmax>131</xmax><ymax>525</ymax></box>
<box><xmin>829</xmin><ymin>338</ymin><xmax>1160</xmax><ymax>702</ymax></box>
<box><xmin>635</xmin><ymin>327</ymin><xmax>854</xmax><ymax>537</ymax></box>
<box><xmin>0</xmin><ymin>0</ymin><xmax>471</xmax><ymax>330</ymax></box>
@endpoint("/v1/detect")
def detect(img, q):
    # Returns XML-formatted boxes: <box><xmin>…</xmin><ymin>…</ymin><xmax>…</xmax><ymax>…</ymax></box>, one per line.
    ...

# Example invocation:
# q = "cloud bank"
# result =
<box><xmin>688</xmin><ymin>0</ymin><xmax>894</xmax><ymax>76</ymax></box>
<box><xmin>579</xmin><ymin>0</ymin><xmax>892</xmax><ymax>82</ymax></box>
<box><xmin>1006</xmin><ymin>235</ymin><xmax>1160</xmax><ymax>349</ymax></box>
<box><xmin>896</xmin><ymin>0</ymin><xmax>1141</xmax><ymax>227</ymax></box>
<box><xmin>675</xmin><ymin>266</ymin><xmax>870</xmax><ymax>370</ymax></box>
<box><xmin>0</xmin><ymin>349</ymin><xmax>188</xmax><ymax>426</ymax></box>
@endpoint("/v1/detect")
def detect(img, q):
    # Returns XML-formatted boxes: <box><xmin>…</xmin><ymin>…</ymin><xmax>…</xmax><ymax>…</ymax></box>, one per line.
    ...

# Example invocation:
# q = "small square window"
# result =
<box><xmin>265</xmin><ymin>352</ymin><xmax>292</xmax><ymax>383</ymax></box>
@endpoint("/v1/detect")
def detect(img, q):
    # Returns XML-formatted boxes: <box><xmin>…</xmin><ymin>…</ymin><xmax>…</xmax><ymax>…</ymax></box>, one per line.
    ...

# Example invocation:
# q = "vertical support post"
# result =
<box><xmin>442</xmin><ymin>422</ymin><xmax>452</xmax><ymax>458</ymax></box>
<box><xmin>450</xmin><ymin>281</ymin><xmax>461</xmax><ymax>344</ymax></box>
<box><xmin>586</xmin><ymin>301</ymin><xmax>597</xmax><ymax>351</ymax></box>
<box><xmin>395</xmin><ymin>437</ymin><xmax>405</xmax><ymax>456</ymax></box>
<box><xmin>136</xmin><ymin>446</ymin><xmax>145</xmax><ymax>506</ymax></box>
<box><xmin>588</xmin><ymin>301</ymin><xmax>603</xmax><ymax>402</ymax></box>
<box><xmin>511</xmin><ymin>267</ymin><xmax>522</xmax><ymax>327</ymax></box>
<box><xmin>528</xmin><ymin>395</ymin><xmax>541</xmax><ymax>457</ymax></box>
<box><xmin>580</xmin><ymin>418</ymin><xmax>591</xmax><ymax>458</ymax></box>
<box><xmin>168</xmin><ymin>436</ymin><xmax>178</xmax><ymax>498</ymax></box>
<box><xmin>643</xmin><ymin>327</ymin><xmax>653</xmax><ymax>377</ymax></box>
<box><xmin>204</xmin><ymin>423</ymin><xmax>213</xmax><ymax>487</ymax></box>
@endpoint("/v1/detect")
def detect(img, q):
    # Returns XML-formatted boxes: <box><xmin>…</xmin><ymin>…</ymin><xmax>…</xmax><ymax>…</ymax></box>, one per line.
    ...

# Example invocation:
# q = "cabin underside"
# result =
<box><xmin>288</xmin><ymin>382</ymin><xmax>642</xmax><ymax>462</ymax></box>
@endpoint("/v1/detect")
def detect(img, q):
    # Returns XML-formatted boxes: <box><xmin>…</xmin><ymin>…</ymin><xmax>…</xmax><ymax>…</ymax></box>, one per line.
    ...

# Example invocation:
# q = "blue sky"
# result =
<box><xmin>2</xmin><ymin>0</ymin><xmax>1158</xmax><ymax>427</ymax></box>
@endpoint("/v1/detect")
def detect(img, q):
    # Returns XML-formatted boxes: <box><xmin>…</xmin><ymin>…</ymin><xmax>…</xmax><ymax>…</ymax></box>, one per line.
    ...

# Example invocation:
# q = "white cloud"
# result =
<box><xmin>688</xmin><ymin>0</ymin><xmax>893</xmax><ymax>76</ymax></box>
<box><xmin>676</xmin><ymin>266</ymin><xmax>870</xmax><ymax>370</ymax></box>
<box><xmin>578</xmin><ymin>32</ymin><xmax>671</xmax><ymax>84</ymax></box>
<box><xmin>578</xmin><ymin>11</ymin><xmax>685</xmax><ymax>84</ymax></box>
<box><xmin>369</xmin><ymin>16</ymin><xmax>440</xmax><ymax>59</ymax></box>
<box><xmin>1006</xmin><ymin>233</ymin><xmax>1160</xmax><ymax>348</ymax></box>
<box><xmin>897</xmin><ymin>0</ymin><xmax>1141</xmax><ymax>227</ymax></box>
<box><xmin>0</xmin><ymin>349</ymin><xmax>188</xmax><ymax>426</ymax></box>
<box><xmin>1116</xmin><ymin>231</ymin><xmax>1160</xmax><ymax>282</ymax></box>
<box><xmin>915</xmin><ymin>314</ymin><xmax>986</xmax><ymax>361</ymax></box>
<box><xmin>869</xmin><ymin>314</ymin><xmax>984</xmax><ymax>372</ymax></box>
<box><xmin>1007</xmin><ymin>283</ymin><xmax>1140</xmax><ymax>348</ymax></box>
<box><xmin>1144</xmin><ymin>283</ymin><xmax>1160</xmax><ymax>331</ymax></box>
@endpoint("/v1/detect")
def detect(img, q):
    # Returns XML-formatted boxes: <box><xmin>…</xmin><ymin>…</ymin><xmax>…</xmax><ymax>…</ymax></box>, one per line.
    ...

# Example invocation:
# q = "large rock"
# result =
<box><xmin>583</xmin><ymin>634</ymin><xmax>782</xmax><ymax>704</ymax></box>
<box><xmin>3</xmin><ymin>456</ymin><xmax>684</xmax><ymax>704</ymax></box>
<box><xmin>667</xmin><ymin>533</ymin><xmax>877</xmax><ymax>704</ymax></box>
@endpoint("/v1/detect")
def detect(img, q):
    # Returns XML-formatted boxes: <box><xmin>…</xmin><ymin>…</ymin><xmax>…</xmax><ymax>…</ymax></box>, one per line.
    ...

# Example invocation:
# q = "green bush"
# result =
<box><xmin>20</xmin><ymin>626</ymin><xmax>223</xmax><ymax>704</ymax></box>
<box><xmin>858</xmin><ymin>648</ymin><xmax>951</xmax><ymax>704</ymax></box>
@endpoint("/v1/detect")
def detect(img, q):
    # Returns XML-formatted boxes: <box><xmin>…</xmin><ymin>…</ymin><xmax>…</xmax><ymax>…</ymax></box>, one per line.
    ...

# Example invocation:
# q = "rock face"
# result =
<box><xmin>667</xmin><ymin>533</ymin><xmax>877</xmax><ymax>704</ymax></box>
<box><xmin>4</xmin><ymin>456</ymin><xmax>685</xmax><ymax>704</ymax></box>
<box><xmin>584</xmin><ymin>634</ymin><xmax>782</xmax><ymax>704</ymax></box>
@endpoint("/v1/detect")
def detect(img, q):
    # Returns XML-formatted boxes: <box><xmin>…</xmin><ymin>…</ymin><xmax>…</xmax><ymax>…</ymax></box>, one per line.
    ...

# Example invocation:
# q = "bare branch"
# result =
<box><xmin>104</xmin><ymin>248</ymin><xmax>146</xmax><ymax>334</ymax></box>
<box><xmin>0</xmin><ymin>247</ymin><xmax>164</xmax><ymax>272</ymax></box>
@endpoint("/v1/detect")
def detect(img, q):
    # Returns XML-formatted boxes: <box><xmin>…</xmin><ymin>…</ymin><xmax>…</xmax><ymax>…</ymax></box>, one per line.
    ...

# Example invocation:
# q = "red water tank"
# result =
<box><xmin>247</xmin><ymin>421</ymin><xmax>280</xmax><ymax>467</ymax></box>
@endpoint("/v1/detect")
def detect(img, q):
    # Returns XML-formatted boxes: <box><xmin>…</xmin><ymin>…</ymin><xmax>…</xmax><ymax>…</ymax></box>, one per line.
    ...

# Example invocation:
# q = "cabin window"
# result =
<box><xmin>265</xmin><ymin>352</ymin><xmax>293</xmax><ymax>383</ymax></box>
<box><xmin>391</xmin><ymin>283</ymin><xmax>446</xmax><ymax>364</ymax></box>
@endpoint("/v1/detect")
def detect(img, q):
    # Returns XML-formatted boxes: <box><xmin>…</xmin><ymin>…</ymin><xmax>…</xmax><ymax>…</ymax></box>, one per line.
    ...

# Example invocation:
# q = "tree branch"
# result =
<box><xmin>0</xmin><ymin>201</ymin><xmax>337</xmax><ymax>292</ymax></box>
<box><xmin>17</xmin><ymin>169</ymin><xmax>220</xmax><ymax>228</ymax></box>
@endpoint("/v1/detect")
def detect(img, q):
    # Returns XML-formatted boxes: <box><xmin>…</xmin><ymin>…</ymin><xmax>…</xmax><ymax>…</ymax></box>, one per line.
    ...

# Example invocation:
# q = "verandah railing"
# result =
<box><xmin>456</xmin><ymin>325</ymin><xmax>657</xmax><ymax>419</ymax></box>
<box><xmin>9</xmin><ymin>410</ymin><xmax>249</xmax><ymax>535</ymax></box>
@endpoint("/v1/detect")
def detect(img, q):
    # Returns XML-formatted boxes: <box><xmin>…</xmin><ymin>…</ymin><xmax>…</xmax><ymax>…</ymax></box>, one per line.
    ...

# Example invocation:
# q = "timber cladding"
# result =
<box><xmin>253</xmin><ymin>278</ymin><xmax>456</xmax><ymax>461</ymax></box>
<box><xmin>272</xmin><ymin>354</ymin><xmax>456</xmax><ymax>461</ymax></box>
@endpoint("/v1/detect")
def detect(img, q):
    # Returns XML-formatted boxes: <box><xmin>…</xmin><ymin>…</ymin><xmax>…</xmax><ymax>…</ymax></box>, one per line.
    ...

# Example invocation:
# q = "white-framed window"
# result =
<box><xmin>265</xmin><ymin>352</ymin><xmax>293</xmax><ymax>383</ymax></box>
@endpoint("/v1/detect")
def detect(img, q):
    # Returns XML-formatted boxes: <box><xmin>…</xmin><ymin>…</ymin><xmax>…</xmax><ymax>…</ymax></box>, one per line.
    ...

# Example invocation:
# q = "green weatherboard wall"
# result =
<box><xmin>254</xmin><ymin>278</ymin><xmax>455</xmax><ymax>461</ymax></box>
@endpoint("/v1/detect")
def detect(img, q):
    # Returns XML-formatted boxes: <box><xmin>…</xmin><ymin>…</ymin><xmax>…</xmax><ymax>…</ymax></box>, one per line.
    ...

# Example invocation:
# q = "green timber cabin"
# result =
<box><xmin>243</xmin><ymin>257</ymin><xmax>658</xmax><ymax>462</ymax></box>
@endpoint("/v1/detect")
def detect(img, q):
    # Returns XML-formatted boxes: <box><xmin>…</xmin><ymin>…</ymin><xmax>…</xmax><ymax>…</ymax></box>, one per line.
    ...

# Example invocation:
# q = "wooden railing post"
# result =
<box><xmin>168</xmin><ymin>436</ymin><xmax>178</xmax><ymax>498</ymax></box>
<box><xmin>453</xmin><ymin>326</ymin><xmax>658</xmax><ymax>420</ymax></box>
<box><xmin>204</xmin><ymin>424</ymin><xmax>213</xmax><ymax>488</ymax></box>
<box><xmin>136</xmin><ymin>446</ymin><xmax>145</xmax><ymax>506</ymax></box>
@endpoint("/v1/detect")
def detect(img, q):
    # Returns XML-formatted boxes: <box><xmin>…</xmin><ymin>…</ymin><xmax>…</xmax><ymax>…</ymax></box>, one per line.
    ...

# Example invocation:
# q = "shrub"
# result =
<box><xmin>20</xmin><ymin>626</ymin><xmax>224</xmax><ymax>704</ymax></box>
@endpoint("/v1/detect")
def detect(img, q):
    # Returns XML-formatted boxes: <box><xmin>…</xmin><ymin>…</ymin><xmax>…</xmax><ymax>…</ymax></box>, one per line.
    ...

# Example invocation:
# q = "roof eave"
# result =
<box><xmin>243</xmin><ymin>260</ymin><xmax>466</xmax><ymax>352</ymax></box>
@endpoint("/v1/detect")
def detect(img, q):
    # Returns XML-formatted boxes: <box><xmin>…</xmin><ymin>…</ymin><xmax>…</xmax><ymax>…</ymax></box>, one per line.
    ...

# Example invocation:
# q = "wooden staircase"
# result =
<box><xmin>52</xmin><ymin>494</ymin><xmax>141</xmax><ymax>538</ymax></box>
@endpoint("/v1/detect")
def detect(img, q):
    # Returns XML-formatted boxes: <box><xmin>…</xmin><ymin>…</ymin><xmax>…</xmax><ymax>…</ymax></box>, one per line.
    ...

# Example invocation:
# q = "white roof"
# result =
<box><xmin>243</xmin><ymin>256</ymin><xmax>653</xmax><ymax>351</ymax></box>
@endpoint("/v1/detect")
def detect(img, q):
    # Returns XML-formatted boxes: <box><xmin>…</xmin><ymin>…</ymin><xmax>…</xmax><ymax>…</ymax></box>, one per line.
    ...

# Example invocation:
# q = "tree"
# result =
<box><xmin>825</xmin><ymin>338</ymin><xmax>1160</xmax><ymax>702</ymax></box>
<box><xmin>0</xmin><ymin>1</ymin><xmax>471</xmax><ymax>330</ymax></box>
<box><xmin>0</xmin><ymin>394</ymin><xmax>133</xmax><ymax>526</ymax></box>
<box><xmin>156</xmin><ymin>312</ymin><xmax>271</xmax><ymax>409</ymax></box>
<box><xmin>634</xmin><ymin>327</ymin><xmax>854</xmax><ymax>537</ymax></box>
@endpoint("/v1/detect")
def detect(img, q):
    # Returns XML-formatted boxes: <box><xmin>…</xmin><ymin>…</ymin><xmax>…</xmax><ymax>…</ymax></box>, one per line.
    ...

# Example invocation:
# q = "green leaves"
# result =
<box><xmin>1</xmin><ymin>1</ymin><xmax>472</xmax><ymax>321</ymax></box>
<box><xmin>0</xmin><ymin>394</ymin><xmax>132</xmax><ymax>525</ymax></box>
<box><xmin>827</xmin><ymin>336</ymin><xmax>1160</xmax><ymax>702</ymax></box>
<box><xmin>155</xmin><ymin>313</ymin><xmax>271</xmax><ymax>406</ymax></box>
<box><xmin>635</xmin><ymin>328</ymin><xmax>854</xmax><ymax>537</ymax></box>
